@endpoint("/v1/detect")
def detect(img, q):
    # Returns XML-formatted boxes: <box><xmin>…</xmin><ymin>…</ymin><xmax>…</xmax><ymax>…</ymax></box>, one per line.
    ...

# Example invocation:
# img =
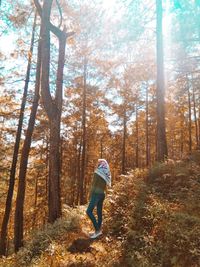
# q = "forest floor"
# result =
<box><xmin>0</xmin><ymin>202</ymin><xmax>123</xmax><ymax>267</ymax></box>
<box><xmin>2</xmin><ymin>151</ymin><xmax>200</xmax><ymax>266</ymax></box>
<box><xmin>34</xmin><ymin>205</ymin><xmax>123</xmax><ymax>267</ymax></box>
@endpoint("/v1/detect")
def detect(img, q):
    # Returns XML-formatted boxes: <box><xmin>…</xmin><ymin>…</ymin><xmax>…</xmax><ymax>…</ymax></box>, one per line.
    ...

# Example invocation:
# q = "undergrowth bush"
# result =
<box><xmin>124</xmin><ymin>199</ymin><xmax>200</xmax><ymax>266</ymax></box>
<box><xmin>104</xmin><ymin>169</ymin><xmax>146</xmax><ymax>237</ymax></box>
<box><xmin>108</xmin><ymin>151</ymin><xmax>200</xmax><ymax>267</ymax></box>
<box><xmin>158</xmin><ymin>212</ymin><xmax>200</xmax><ymax>266</ymax></box>
<box><xmin>148</xmin><ymin>157</ymin><xmax>200</xmax><ymax>204</ymax></box>
<box><xmin>15</xmin><ymin>210</ymin><xmax>81</xmax><ymax>266</ymax></box>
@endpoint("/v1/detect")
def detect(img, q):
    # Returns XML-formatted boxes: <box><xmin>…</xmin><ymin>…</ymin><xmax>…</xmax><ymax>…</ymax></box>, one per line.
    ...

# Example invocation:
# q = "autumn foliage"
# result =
<box><xmin>0</xmin><ymin>0</ymin><xmax>200</xmax><ymax>265</ymax></box>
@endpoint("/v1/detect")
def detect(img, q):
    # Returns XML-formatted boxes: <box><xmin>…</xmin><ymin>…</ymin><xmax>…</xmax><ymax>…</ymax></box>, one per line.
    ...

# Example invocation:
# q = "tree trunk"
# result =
<box><xmin>14</xmin><ymin>22</ymin><xmax>41</xmax><ymax>252</ymax></box>
<box><xmin>135</xmin><ymin>103</ymin><xmax>139</xmax><ymax>168</ymax></box>
<box><xmin>45</xmin><ymin>138</ymin><xmax>49</xmax><ymax>203</ymax></box>
<box><xmin>192</xmin><ymin>85</ymin><xmax>199</xmax><ymax>147</ymax></box>
<box><xmin>80</xmin><ymin>59</ymin><xmax>87</xmax><ymax>204</ymax></box>
<box><xmin>32</xmin><ymin>170</ymin><xmax>39</xmax><ymax>228</ymax></box>
<box><xmin>48</xmin><ymin>33</ymin><xmax>67</xmax><ymax>222</ymax></box>
<box><xmin>156</xmin><ymin>0</ymin><xmax>168</xmax><ymax>161</ymax></box>
<box><xmin>145</xmin><ymin>85</ymin><xmax>149</xmax><ymax>166</ymax></box>
<box><xmin>70</xmin><ymin>155</ymin><xmax>76</xmax><ymax>206</ymax></box>
<box><xmin>38</xmin><ymin>0</ymin><xmax>67</xmax><ymax>222</ymax></box>
<box><xmin>199</xmin><ymin>98</ymin><xmax>200</xmax><ymax>148</ymax></box>
<box><xmin>48</xmin><ymin>116</ymin><xmax>61</xmax><ymax>221</ymax></box>
<box><xmin>76</xmin><ymin>142</ymin><xmax>82</xmax><ymax>205</ymax></box>
<box><xmin>180</xmin><ymin>112</ymin><xmax>184</xmax><ymax>158</ymax></box>
<box><xmin>187</xmin><ymin>83</ymin><xmax>192</xmax><ymax>153</ymax></box>
<box><xmin>0</xmin><ymin>13</ymin><xmax>37</xmax><ymax>256</ymax></box>
<box><xmin>122</xmin><ymin>105</ymin><xmax>127</xmax><ymax>174</ymax></box>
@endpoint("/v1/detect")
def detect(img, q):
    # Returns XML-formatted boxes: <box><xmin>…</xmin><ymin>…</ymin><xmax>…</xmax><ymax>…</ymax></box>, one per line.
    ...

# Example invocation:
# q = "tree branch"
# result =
<box><xmin>55</xmin><ymin>0</ymin><xmax>63</xmax><ymax>28</ymax></box>
<box><xmin>33</xmin><ymin>0</ymin><xmax>75</xmax><ymax>39</ymax></box>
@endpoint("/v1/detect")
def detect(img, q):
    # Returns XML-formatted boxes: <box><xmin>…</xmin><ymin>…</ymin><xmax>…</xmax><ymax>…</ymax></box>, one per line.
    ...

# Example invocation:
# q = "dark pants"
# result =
<box><xmin>86</xmin><ymin>192</ymin><xmax>105</xmax><ymax>231</ymax></box>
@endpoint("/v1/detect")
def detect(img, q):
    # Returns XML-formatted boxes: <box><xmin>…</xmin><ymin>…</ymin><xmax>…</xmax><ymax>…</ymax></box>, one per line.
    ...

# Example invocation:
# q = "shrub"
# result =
<box><xmin>104</xmin><ymin>170</ymin><xmax>146</xmax><ymax>237</ymax></box>
<box><xmin>15</xmin><ymin>212</ymin><xmax>81</xmax><ymax>266</ymax></box>
<box><xmin>157</xmin><ymin>212</ymin><xmax>200</xmax><ymax>266</ymax></box>
<box><xmin>120</xmin><ymin>154</ymin><xmax>200</xmax><ymax>267</ymax></box>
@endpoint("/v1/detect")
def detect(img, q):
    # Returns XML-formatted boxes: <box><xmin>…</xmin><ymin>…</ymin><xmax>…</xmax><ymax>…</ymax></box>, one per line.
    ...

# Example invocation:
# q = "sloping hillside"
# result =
<box><xmin>1</xmin><ymin>151</ymin><xmax>200</xmax><ymax>267</ymax></box>
<box><xmin>106</xmin><ymin>151</ymin><xmax>200</xmax><ymax>267</ymax></box>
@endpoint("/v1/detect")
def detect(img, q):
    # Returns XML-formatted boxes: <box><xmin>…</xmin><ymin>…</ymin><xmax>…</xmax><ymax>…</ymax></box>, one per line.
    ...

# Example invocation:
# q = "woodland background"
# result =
<box><xmin>0</xmin><ymin>0</ymin><xmax>200</xmax><ymax>266</ymax></box>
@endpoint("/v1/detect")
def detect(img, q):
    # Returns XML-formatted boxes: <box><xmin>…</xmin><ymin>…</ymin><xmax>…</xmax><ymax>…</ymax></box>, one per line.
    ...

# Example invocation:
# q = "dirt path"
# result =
<box><xmin>37</xmin><ymin>206</ymin><xmax>122</xmax><ymax>267</ymax></box>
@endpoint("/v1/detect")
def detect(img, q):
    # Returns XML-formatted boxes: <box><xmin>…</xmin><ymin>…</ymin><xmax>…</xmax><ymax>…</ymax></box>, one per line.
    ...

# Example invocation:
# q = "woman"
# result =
<box><xmin>86</xmin><ymin>159</ymin><xmax>111</xmax><ymax>239</ymax></box>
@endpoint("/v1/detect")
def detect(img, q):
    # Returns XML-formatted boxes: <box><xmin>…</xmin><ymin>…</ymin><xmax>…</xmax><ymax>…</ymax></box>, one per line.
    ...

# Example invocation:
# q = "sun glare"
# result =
<box><xmin>102</xmin><ymin>0</ymin><xmax>116</xmax><ymax>9</ymax></box>
<box><xmin>0</xmin><ymin>34</ymin><xmax>16</xmax><ymax>55</ymax></box>
<box><xmin>163</xmin><ymin>0</ymin><xmax>172</xmax><ymax>86</ymax></box>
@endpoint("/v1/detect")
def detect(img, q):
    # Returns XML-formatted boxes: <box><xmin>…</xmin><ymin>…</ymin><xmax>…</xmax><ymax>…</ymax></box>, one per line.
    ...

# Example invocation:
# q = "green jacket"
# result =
<box><xmin>90</xmin><ymin>172</ymin><xmax>106</xmax><ymax>195</ymax></box>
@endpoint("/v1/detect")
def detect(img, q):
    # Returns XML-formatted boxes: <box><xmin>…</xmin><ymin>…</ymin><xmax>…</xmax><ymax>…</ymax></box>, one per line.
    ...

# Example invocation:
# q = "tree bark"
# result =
<box><xmin>187</xmin><ymin>82</ymin><xmax>192</xmax><ymax>153</ymax></box>
<box><xmin>0</xmin><ymin>13</ymin><xmax>37</xmax><ymax>256</ymax></box>
<box><xmin>32</xmin><ymin>170</ymin><xmax>39</xmax><ymax>228</ymax></box>
<box><xmin>36</xmin><ymin>0</ymin><xmax>68</xmax><ymax>222</ymax></box>
<box><xmin>180</xmin><ymin>111</ymin><xmax>184</xmax><ymax>158</ymax></box>
<box><xmin>80</xmin><ymin>59</ymin><xmax>87</xmax><ymax>204</ymax></box>
<box><xmin>135</xmin><ymin>103</ymin><xmax>139</xmax><ymax>168</ymax></box>
<box><xmin>14</xmin><ymin>20</ymin><xmax>41</xmax><ymax>252</ymax></box>
<box><xmin>122</xmin><ymin>101</ymin><xmax>127</xmax><ymax>174</ymax></box>
<box><xmin>48</xmin><ymin>34</ymin><xmax>67</xmax><ymax>222</ymax></box>
<box><xmin>76</xmin><ymin>142</ymin><xmax>82</xmax><ymax>205</ymax></box>
<box><xmin>192</xmin><ymin>85</ymin><xmax>199</xmax><ymax>147</ymax></box>
<box><xmin>70</xmin><ymin>152</ymin><xmax>76</xmax><ymax>206</ymax></box>
<box><xmin>156</xmin><ymin>0</ymin><xmax>168</xmax><ymax>161</ymax></box>
<box><xmin>199</xmin><ymin>97</ymin><xmax>200</xmax><ymax>147</ymax></box>
<box><xmin>145</xmin><ymin>85</ymin><xmax>149</xmax><ymax>166</ymax></box>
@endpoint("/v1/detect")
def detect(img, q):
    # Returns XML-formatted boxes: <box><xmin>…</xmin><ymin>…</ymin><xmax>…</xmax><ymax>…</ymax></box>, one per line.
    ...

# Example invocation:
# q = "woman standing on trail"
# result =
<box><xmin>86</xmin><ymin>159</ymin><xmax>111</xmax><ymax>239</ymax></box>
